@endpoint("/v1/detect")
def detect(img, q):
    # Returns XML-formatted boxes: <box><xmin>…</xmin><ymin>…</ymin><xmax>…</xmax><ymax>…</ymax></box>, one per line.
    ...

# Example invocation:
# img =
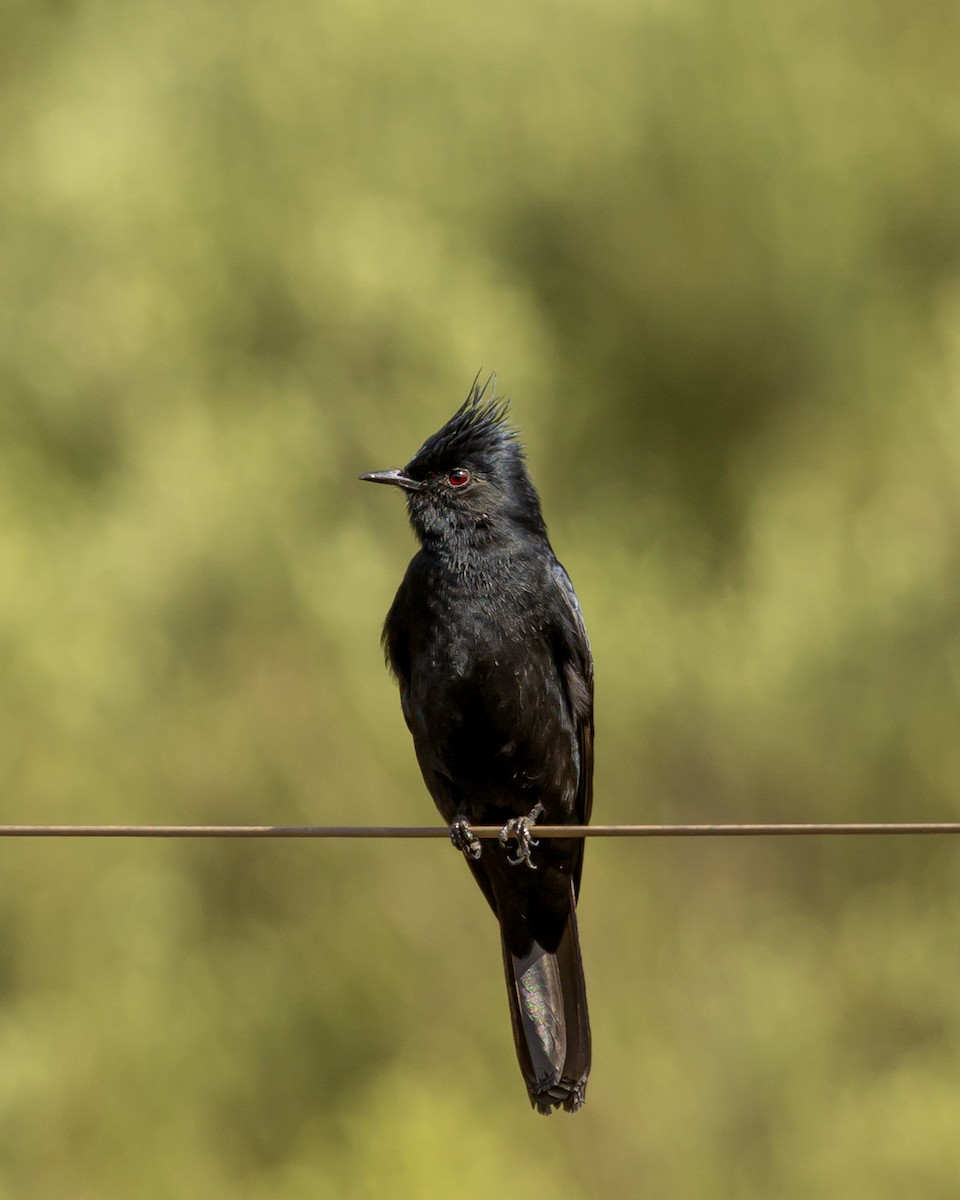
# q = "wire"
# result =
<box><xmin>0</xmin><ymin>822</ymin><xmax>959</xmax><ymax>838</ymax></box>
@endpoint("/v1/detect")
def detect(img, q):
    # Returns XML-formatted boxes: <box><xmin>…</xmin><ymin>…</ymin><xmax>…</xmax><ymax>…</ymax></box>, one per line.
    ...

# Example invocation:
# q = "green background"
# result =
<box><xmin>3</xmin><ymin>1</ymin><xmax>960</xmax><ymax>1195</ymax></box>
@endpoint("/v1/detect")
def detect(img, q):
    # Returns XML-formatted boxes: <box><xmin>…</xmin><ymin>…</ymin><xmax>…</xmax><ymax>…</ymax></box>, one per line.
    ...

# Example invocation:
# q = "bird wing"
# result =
<box><xmin>551</xmin><ymin>559</ymin><xmax>594</xmax><ymax>832</ymax></box>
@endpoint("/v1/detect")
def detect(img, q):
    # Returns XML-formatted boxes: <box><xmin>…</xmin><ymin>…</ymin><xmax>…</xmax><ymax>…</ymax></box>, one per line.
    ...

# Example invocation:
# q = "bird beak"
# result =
<box><xmin>359</xmin><ymin>468</ymin><xmax>422</xmax><ymax>492</ymax></box>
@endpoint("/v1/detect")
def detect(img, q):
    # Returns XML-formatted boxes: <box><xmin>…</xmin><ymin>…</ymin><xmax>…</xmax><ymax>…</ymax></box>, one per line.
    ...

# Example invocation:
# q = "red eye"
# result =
<box><xmin>447</xmin><ymin>468</ymin><xmax>471</xmax><ymax>487</ymax></box>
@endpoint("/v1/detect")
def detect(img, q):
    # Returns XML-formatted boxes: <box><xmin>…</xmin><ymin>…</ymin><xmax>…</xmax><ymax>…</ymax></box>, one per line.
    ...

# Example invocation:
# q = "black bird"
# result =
<box><xmin>361</xmin><ymin>379</ymin><xmax>593</xmax><ymax>1113</ymax></box>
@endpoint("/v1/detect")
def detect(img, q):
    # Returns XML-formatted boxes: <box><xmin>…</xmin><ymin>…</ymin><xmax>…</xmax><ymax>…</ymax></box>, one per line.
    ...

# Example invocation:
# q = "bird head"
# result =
<box><xmin>361</xmin><ymin>378</ymin><xmax>547</xmax><ymax>551</ymax></box>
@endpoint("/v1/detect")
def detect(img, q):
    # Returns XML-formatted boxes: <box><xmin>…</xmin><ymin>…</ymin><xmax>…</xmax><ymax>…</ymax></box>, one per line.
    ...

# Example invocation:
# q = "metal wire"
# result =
<box><xmin>1</xmin><ymin>822</ymin><xmax>959</xmax><ymax>838</ymax></box>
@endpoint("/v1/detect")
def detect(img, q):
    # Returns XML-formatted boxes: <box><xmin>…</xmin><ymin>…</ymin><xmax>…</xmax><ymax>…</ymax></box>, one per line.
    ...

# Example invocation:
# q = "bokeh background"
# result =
<box><xmin>3</xmin><ymin>0</ymin><xmax>960</xmax><ymax>1196</ymax></box>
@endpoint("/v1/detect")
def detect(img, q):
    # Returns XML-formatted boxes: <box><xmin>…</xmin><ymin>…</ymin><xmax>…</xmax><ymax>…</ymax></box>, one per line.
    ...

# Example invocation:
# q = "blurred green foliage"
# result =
<box><xmin>2</xmin><ymin>0</ymin><xmax>960</xmax><ymax>1195</ymax></box>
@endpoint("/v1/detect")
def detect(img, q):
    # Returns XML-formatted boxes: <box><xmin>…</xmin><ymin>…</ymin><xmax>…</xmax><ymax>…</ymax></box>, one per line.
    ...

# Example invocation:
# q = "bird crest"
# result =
<box><xmin>407</xmin><ymin>374</ymin><xmax>516</xmax><ymax>476</ymax></box>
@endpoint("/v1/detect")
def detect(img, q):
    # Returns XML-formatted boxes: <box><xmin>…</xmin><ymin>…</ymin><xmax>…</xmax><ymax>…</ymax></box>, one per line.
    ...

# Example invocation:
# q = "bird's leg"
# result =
<box><xmin>499</xmin><ymin>802</ymin><xmax>544</xmax><ymax>869</ymax></box>
<box><xmin>450</xmin><ymin>815</ymin><xmax>482</xmax><ymax>860</ymax></box>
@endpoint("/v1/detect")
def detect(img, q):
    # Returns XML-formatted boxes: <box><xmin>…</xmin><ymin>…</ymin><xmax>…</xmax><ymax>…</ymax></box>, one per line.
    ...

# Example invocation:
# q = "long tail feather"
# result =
<box><xmin>500</xmin><ymin>896</ymin><xmax>590</xmax><ymax>1114</ymax></box>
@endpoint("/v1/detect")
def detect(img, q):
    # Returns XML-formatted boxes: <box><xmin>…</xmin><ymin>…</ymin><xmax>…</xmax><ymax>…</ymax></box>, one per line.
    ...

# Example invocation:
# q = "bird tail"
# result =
<box><xmin>500</xmin><ymin>894</ymin><xmax>591</xmax><ymax>1114</ymax></box>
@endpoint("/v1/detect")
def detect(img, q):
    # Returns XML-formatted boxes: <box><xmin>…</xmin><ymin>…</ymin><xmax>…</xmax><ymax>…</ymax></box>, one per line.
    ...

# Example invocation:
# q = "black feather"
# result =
<box><xmin>362</xmin><ymin>378</ymin><xmax>593</xmax><ymax>1113</ymax></box>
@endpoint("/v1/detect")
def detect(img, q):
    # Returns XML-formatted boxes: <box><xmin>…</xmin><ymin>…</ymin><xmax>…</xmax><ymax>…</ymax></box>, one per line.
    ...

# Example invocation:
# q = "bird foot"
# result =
<box><xmin>450</xmin><ymin>816</ymin><xmax>482</xmax><ymax>860</ymax></box>
<box><xmin>499</xmin><ymin>803</ymin><xmax>544</xmax><ymax>868</ymax></box>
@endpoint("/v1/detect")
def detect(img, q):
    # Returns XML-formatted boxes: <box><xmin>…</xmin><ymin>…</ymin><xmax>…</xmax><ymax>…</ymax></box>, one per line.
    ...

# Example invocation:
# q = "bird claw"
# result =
<box><xmin>450</xmin><ymin>816</ymin><xmax>482</xmax><ymax>860</ymax></box>
<box><xmin>499</xmin><ymin>803</ymin><xmax>544</xmax><ymax>869</ymax></box>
